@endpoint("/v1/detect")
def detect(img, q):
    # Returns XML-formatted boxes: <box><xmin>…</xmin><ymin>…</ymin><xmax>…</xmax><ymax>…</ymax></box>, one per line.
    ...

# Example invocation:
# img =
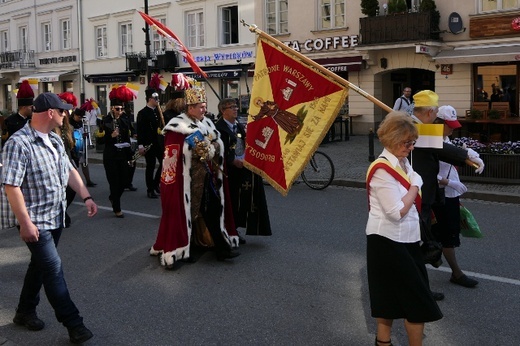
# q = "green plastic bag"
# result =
<box><xmin>460</xmin><ymin>204</ymin><xmax>483</xmax><ymax>238</ymax></box>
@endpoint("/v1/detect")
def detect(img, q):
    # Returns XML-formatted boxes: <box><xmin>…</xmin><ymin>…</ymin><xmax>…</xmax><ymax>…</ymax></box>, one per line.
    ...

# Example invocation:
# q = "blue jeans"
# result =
<box><xmin>17</xmin><ymin>228</ymin><xmax>83</xmax><ymax>328</ymax></box>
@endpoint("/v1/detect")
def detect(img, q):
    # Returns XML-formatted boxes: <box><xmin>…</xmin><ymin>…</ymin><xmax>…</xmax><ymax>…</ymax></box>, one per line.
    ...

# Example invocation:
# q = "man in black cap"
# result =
<box><xmin>5</xmin><ymin>80</ymin><xmax>34</xmax><ymax>141</ymax></box>
<box><xmin>137</xmin><ymin>88</ymin><xmax>162</xmax><ymax>198</ymax></box>
<box><xmin>2</xmin><ymin>92</ymin><xmax>98</xmax><ymax>344</ymax></box>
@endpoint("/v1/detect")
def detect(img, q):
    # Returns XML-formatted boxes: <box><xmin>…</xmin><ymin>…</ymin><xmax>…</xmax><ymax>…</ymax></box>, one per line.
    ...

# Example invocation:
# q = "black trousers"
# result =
<box><xmin>103</xmin><ymin>152</ymin><xmax>129</xmax><ymax>213</ymax></box>
<box><xmin>145</xmin><ymin>145</ymin><xmax>162</xmax><ymax>193</ymax></box>
<box><xmin>201</xmin><ymin>174</ymin><xmax>231</xmax><ymax>254</ymax></box>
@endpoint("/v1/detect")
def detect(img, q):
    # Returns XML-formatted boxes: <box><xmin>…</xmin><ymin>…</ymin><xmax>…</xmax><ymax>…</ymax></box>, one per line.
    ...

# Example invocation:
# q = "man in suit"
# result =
<box><xmin>410</xmin><ymin>90</ymin><xmax>484</xmax><ymax>301</ymax></box>
<box><xmin>215</xmin><ymin>98</ymin><xmax>271</xmax><ymax>242</ymax></box>
<box><xmin>137</xmin><ymin>88</ymin><xmax>162</xmax><ymax>198</ymax></box>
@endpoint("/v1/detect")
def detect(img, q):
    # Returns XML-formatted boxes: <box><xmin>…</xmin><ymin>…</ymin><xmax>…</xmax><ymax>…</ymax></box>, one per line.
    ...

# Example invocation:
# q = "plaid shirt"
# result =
<box><xmin>1</xmin><ymin>122</ymin><xmax>73</xmax><ymax>230</ymax></box>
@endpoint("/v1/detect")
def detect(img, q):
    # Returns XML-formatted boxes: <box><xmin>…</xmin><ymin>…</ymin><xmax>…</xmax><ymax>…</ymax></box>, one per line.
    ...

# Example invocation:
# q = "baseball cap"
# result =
<box><xmin>437</xmin><ymin>105</ymin><xmax>461</xmax><ymax>129</ymax></box>
<box><xmin>34</xmin><ymin>93</ymin><xmax>73</xmax><ymax>113</ymax></box>
<box><xmin>413</xmin><ymin>90</ymin><xmax>439</xmax><ymax>108</ymax></box>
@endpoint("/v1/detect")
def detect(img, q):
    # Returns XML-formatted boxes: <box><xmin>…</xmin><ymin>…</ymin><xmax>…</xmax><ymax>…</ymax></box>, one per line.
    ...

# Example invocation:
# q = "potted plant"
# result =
<box><xmin>420</xmin><ymin>0</ymin><xmax>440</xmax><ymax>34</ymax></box>
<box><xmin>488</xmin><ymin>109</ymin><xmax>501</xmax><ymax>120</ymax></box>
<box><xmin>469</xmin><ymin>109</ymin><xmax>483</xmax><ymax>120</ymax></box>
<box><xmin>361</xmin><ymin>0</ymin><xmax>379</xmax><ymax>17</ymax></box>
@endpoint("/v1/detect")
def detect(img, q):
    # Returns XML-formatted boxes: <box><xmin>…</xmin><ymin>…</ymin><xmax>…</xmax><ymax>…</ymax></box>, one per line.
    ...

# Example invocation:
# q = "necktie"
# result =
<box><xmin>232</xmin><ymin>124</ymin><xmax>237</xmax><ymax>134</ymax></box>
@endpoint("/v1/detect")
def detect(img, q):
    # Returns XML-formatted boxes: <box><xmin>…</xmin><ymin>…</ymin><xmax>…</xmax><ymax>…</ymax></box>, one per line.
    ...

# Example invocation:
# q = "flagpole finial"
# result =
<box><xmin>240</xmin><ymin>19</ymin><xmax>258</xmax><ymax>32</ymax></box>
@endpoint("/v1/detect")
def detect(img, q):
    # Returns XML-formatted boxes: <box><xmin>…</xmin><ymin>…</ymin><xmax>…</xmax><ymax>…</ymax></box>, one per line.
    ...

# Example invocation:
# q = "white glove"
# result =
<box><xmin>470</xmin><ymin>156</ymin><xmax>485</xmax><ymax>174</ymax></box>
<box><xmin>447</xmin><ymin>180</ymin><xmax>468</xmax><ymax>195</ymax></box>
<box><xmin>410</xmin><ymin>171</ymin><xmax>423</xmax><ymax>188</ymax></box>
<box><xmin>467</xmin><ymin>148</ymin><xmax>480</xmax><ymax>159</ymax></box>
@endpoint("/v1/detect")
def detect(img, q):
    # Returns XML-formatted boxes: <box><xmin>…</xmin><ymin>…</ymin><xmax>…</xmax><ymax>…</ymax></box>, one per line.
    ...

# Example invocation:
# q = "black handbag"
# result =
<box><xmin>419</xmin><ymin>217</ymin><xmax>443</xmax><ymax>268</ymax></box>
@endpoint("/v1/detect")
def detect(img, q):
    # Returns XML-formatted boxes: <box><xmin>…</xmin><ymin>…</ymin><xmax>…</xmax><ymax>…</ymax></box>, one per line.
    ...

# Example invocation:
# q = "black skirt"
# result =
<box><xmin>367</xmin><ymin>234</ymin><xmax>443</xmax><ymax>323</ymax></box>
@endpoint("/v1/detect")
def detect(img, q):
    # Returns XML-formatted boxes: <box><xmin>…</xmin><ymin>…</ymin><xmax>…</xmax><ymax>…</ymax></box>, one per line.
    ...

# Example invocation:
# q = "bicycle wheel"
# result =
<box><xmin>301</xmin><ymin>151</ymin><xmax>335</xmax><ymax>190</ymax></box>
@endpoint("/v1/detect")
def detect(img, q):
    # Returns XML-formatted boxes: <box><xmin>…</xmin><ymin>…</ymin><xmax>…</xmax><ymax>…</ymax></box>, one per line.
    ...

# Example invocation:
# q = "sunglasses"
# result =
<box><xmin>53</xmin><ymin>108</ymin><xmax>67</xmax><ymax>116</ymax></box>
<box><xmin>113</xmin><ymin>107</ymin><xmax>123</xmax><ymax>111</ymax></box>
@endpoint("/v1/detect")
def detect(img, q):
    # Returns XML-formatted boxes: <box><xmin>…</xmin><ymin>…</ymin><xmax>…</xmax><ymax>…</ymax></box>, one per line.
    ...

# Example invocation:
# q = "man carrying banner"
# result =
<box><xmin>216</xmin><ymin>98</ymin><xmax>271</xmax><ymax>241</ymax></box>
<box><xmin>409</xmin><ymin>90</ymin><xmax>484</xmax><ymax>301</ymax></box>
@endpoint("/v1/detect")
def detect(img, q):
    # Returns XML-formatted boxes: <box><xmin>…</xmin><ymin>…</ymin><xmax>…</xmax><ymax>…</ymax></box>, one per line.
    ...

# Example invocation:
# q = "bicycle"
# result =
<box><xmin>301</xmin><ymin>150</ymin><xmax>335</xmax><ymax>190</ymax></box>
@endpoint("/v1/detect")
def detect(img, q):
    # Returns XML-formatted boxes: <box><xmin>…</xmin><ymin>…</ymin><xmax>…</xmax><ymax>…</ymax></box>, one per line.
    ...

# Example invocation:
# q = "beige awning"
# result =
<box><xmin>433</xmin><ymin>45</ymin><xmax>520</xmax><ymax>64</ymax></box>
<box><xmin>19</xmin><ymin>70</ymin><xmax>76</xmax><ymax>83</ymax></box>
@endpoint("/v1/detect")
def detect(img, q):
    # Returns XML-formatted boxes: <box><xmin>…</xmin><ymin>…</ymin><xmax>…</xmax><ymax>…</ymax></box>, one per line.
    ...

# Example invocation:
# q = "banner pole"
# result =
<box><xmin>240</xmin><ymin>20</ymin><xmax>393</xmax><ymax>113</ymax></box>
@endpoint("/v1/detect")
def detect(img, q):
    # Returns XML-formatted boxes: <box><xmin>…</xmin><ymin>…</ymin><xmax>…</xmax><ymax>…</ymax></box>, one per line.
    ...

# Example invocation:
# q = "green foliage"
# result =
<box><xmin>488</xmin><ymin>109</ymin><xmax>501</xmax><ymax>119</ymax></box>
<box><xmin>469</xmin><ymin>109</ymin><xmax>483</xmax><ymax>120</ymax></box>
<box><xmin>419</xmin><ymin>0</ymin><xmax>440</xmax><ymax>32</ymax></box>
<box><xmin>361</xmin><ymin>0</ymin><xmax>379</xmax><ymax>17</ymax></box>
<box><xmin>396</xmin><ymin>0</ymin><xmax>407</xmax><ymax>12</ymax></box>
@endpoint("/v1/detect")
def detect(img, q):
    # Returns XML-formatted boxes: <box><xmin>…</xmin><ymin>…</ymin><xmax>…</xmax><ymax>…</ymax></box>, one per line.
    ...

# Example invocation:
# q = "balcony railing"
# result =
<box><xmin>359</xmin><ymin>12</ymin><xmax>439</xmax><ymax>45</ymax></box>
<box><xmin>0</xmin><ymin>50</ymin><xmax>36</xmax><ymax>69</ymax></box>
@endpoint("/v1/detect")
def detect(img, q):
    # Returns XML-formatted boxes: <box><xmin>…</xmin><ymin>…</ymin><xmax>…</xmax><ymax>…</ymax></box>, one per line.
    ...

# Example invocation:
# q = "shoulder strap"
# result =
<box><xmin>366</xmin><ymin>158</ymin><xmax>422</xmax><ymax>213</ymax></box>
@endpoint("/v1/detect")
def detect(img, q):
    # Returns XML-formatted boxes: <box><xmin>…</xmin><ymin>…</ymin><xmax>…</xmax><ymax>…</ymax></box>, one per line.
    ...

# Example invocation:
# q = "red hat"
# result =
<box><xmin>437</xmin><ymin>105</ymin><xmax>461</xmax><ymax>129</ymax></box>
<box><xmin>17</xmin><ymin>80</ymin><xmax>35</xmax><ymax>106</ymax></box>
<box><xmin>58</xmin><ymin>92</ymin><xmax>78</xmax><ymax>107</ymax></box>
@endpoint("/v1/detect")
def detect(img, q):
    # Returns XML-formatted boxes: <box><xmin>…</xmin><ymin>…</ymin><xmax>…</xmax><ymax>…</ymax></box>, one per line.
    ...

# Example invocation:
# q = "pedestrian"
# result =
<box><xmin>4</xmin><ymin>80</ymin><xmax>34</xmax><ymax>141</ymax></box>
<box><xmin>150</xmin><ymin>86</ymin><xmax>240</xmax><ymax>268</ymax></box>
<box><xmin>67</xmin><ymin>92</ymin><xmax>97</xmax><ymax>187</ymax></box>
<box><xmin>215</xmin><ymin>98</ymin><xmax>271</xmax><ymax>242</ymax></box>
<box><xmin>433</xmin><ymin>105</ymin><xmax>479</xmax><ymax>288</ymax></box>
<box><xmin>1</xmin><ymin>92</ymin><xmax>98</xmax><ymax>344</ymax></box>
<box><xmin>410</xmin><ymin>90</ymin><xmax>484</xmax><ymax>301</ymax></box>
<box><xmin>366</xmin><ymin>112</ymin><xmax>443</xmax><ymax>346</ymax></box>
<box><xmin>122</xmin><ymin>102</ymin><xmax>138</xmax><ymax>191</ymax></box>
<box><xmin>392</xmin><ymin>86</ymin><xmax>412</xmax><ymax>112</ymax></box>
<box><xmin>137</xmin><ymin>88</ymin><xmax>163</xmax><ymax>198</ymax></box>
<box><xmin>101</xmin><ymin>87</ymin><xmax>133</xmax><ymax>218</ymax></box>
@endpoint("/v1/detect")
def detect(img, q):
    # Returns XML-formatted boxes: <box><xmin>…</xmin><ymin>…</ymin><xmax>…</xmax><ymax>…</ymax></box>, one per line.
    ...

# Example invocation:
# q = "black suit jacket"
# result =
<box><xmin>136</xmin><ymin>106</ymin><xmax>159</xmax><ymax>146</ymax></box>
<box><xmin>215</xmin><ymin>118</ymin><xmax>246</xmax><ymax>170</ymax></box>
<box><xmin>5</xmin><ymin>113</ymin><xmax>29</xmax><ymax>140</ymax></box>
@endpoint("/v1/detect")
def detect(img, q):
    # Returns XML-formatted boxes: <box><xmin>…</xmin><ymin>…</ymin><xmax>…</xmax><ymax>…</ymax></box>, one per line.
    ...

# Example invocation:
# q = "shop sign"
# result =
<box><xmin>39</xmin><ymin>55</ymin><xmax>77</xmax><ymax>65</ymax></box>
<box><xmin>190</xmin><ymin>50</ymin><xmax>254</xmax><ymax>64</ymax></box>
<box><xmin>283</xmin><ymin>35</ymin><xmax>359</xmax><ymax>52</ymax></box>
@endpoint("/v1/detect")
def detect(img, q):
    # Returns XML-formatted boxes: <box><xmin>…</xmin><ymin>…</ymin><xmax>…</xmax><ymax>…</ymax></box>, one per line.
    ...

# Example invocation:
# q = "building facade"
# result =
<box><xmin>0</xmin><ymin>0</ymin><xmax>81</xmax><ymax>114</ymax></box>
<box><xmin>254</xmin><ymin>0</ymin><xmax>520</xmax><ymax>134</ymax></box>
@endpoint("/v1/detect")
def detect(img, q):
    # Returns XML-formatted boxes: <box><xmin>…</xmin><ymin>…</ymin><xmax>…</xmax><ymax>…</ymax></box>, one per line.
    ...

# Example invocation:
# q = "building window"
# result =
<box><xmin>220</xmin><ymin>78</ymin><xmax>240</xmax><ymax>100</ymax></box>
<box><xmin>481</xmin><ymin>0</ymin><xmax>519</xmax><ymax>11</ymax></box>
<box><xmin>221</xmin><ymin>5</ymin><xmax>238</xmax><ymax>45</ymax></box>
<box><xmin>319</xmin><ymin>0</ymin><xmax>346</xmax><ymax>30</ymax></box>
<box><xmin>1</xmin><ymin>30</ymin><xmax>9</xmax><ymax>53</ymax></box>
<box><xmin>266</xmin><ymin>0</ymin><xmax>288</xmax><ymax>35</ymax></box>
<box><xmin>42</xmin><ymin>22</ymin><xmax>52</xmax><ymax>52</ymax></box>
<box><xmin>96</xmin><ymin>85</ymin><xmax>108</xmax><ymax>115</ymax></box>
<box><xmin>152</xmin><ymin>17</ymin><xmax>167</xmax><ymax>53</ymax></box>
<box><xmin>186</xmin><ymin>10</ymin><xmax>204</xmax><ymax>48</ymax></box>
<box><xmin>96</xmin><ymin>25</ymin><xmax>107</xmax><ymax>58</ymax></box>
<box><xmin>61</xmin><ymin>19</ymin><xmax>71</xmax><ymax>49</ymax></box>
<box><xmin>120</xmin><ymin>22</ymin><xmax>133</xmax><ymax>55</ymax></box>
<box><xmin>19</xmin><ymin>26</ymin><xmax>28</xmax><ymax>51</ymax></box>
<box><xmin>43</xmin><ymin>82</ymin><xmax>54</xmax><ymax>93</ymax></box>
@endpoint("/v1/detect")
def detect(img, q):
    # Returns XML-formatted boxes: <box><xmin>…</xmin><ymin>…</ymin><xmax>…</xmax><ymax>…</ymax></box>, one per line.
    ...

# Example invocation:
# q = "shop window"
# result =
<box><xmin>4</xmin><ymin>84</ymin><xmax>12</xmax><ymax>113</ymax></box>
<box><xmin>475</xmin><ymin>64</ymin><xmax>518</xmax><ymax>115</ymax></box>
<box><xmin>220</xmin><ymin>79</ymin><xmax>240</xmax><ymax>100</ymax></box>
<box><xmin>96</xmin><ymin>85</ymin><xmax>108</xmax><ymax>115</ymax></box>
<box><xmin>43</xmin><ymin>82</ymin><xmax>53</xmax><ymax>93</ymax></box>
<box><xmin>62</xmin><ymin>81</ymin><xmax>73</xmax><ymax>93</ymax></box>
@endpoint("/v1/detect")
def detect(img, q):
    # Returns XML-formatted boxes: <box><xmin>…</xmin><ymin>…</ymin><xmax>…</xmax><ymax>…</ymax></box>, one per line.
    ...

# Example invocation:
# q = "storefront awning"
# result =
<box><xmin>312</xmin><ymin>56</ymin><xmax>363</xmax><ymax>72</ymax></box>
<box><xmin>434</xmin><ymin>45</ymin><xmax>520</xmax><ymax>64</ymax></box>
<box><xmin>177</xmin><ymin>64</ymin><xmax>251</xmax><ymax>79</ymax></box>
<box><xmin>84</xmin><ymin>72</ymin><xmax>138</xmax><ymax>83</ymax></box>
<box><xmin>19</xmin><ymin>70</ymin><xmax>77</xmax><ymax>83</ymax></box>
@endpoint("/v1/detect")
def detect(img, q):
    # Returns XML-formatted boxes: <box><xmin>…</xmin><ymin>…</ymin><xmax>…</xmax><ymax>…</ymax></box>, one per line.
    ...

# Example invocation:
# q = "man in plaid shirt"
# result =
<box><xmin>1</xmin><ymin>93</ymin><xmax>98</xmax><ymax>344</ymax></box>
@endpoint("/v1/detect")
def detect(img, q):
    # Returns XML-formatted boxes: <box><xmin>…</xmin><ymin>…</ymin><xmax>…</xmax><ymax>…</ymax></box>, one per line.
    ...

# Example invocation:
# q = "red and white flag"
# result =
<box><xmin>138</xmin><ymin>11</ymin><xmax>207</xmax><ymax>78</ymax></box>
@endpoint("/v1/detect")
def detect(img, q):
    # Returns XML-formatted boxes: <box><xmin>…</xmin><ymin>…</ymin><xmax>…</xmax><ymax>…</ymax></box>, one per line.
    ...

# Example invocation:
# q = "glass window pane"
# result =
<box><xmin>482</xmin><ymin>0</ymin><xmax>497</xmax><ymax>11</ymax></box>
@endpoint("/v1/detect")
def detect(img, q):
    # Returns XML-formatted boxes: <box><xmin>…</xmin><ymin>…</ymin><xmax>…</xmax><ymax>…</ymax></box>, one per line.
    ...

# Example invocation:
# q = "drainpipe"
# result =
<box><xmin>77</xmin><ymin>0</ymin><xmax>85</xmax><ymax>103</ymax></box>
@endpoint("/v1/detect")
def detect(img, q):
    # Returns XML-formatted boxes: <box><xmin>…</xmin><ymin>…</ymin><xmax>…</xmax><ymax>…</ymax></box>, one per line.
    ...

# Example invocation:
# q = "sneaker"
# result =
<box><xmin>450</xmin><ymin>274</ymin><xmax>478</xmax><ymax>288</ymax></box>
<box><xmin>13</xmin><ymin>311</ymin><xmax>45</xmax><ymax>331</ymax></box>
<box><xmin>68</xmin><ymin>324</ymin><xmax>93</xmax><ymax>344</ymax></box>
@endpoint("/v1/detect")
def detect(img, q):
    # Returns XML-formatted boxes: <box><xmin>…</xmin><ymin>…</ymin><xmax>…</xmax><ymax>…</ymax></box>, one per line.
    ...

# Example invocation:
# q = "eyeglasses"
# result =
<box><xmin>113</xmin><ymin>107</ymin><xmax>123</xmax><ymax>111</ymax></box>
<box><xmin>403</xmin><ymin>140</ymin><xmax>417</xmax><ymax>149</ymax></box>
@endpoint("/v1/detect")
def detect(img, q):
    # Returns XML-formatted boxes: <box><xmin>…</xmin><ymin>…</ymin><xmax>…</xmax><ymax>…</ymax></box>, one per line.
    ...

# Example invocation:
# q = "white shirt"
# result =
<box><xmin>365</xmin><ymin>149</ymin><xmax>421</xmax><ymax>243</ymax></box>
<box><xmin>439</xmin><ymin>137</ymin><xmax>462</xmax><ymax>198</ymax></box>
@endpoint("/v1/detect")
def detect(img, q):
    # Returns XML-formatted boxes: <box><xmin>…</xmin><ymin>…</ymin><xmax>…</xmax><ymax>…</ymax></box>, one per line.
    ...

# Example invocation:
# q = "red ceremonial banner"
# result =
<box><xmin>245</xmin><ymin>37</ymin><xmax>348</xmax><ymax>195</ymax></box>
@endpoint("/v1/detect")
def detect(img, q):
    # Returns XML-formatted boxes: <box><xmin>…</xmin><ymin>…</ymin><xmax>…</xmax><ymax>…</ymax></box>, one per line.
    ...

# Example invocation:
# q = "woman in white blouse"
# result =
<box><xmin>366</xmin><ymin>112</ymin><xmax>443</xmax><ymax>346</ymax></box>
